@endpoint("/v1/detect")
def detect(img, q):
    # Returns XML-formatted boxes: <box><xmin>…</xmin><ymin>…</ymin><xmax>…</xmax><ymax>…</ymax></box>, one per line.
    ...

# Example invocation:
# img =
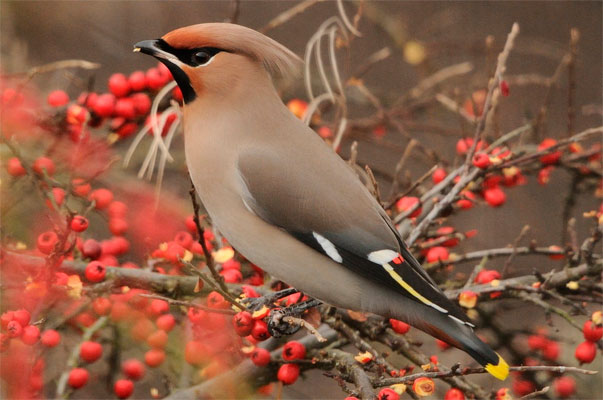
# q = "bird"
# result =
<box><xmin>134</xmin><ymin>22</ymin><xmax>509</xmax><ymax>380</ymax></box>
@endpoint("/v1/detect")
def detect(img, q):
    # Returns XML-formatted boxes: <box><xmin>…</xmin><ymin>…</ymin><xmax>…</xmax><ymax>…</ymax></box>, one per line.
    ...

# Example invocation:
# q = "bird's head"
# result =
<box><xmin>134</xmin><ymin>23</ymin><xmax>301</xmax><ymax>104</ymax></box>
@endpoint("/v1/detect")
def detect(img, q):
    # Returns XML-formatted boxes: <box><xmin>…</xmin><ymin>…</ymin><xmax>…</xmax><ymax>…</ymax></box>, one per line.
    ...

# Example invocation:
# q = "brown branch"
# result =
<box><xmin>163</xmin><ymin>325</ymin><xmax>339</xmax><ymax>399</ymax></box>
<box><xmin>138</xmin><ymin>293</ymin><xmax>237</xmax><ymax>315</ymax></box>
<box><xmin>501</xmin><ymin>225</ymin><xmax>531</xmax><ymax>277</ymax></box>
<box><xmin>259</xmin><ymin>0</ymin><xmax>324</xmax><ymax>33</ymax></box>
<box><xmin>374</xmin><ymin>365</ymin><xmax>597</xmax><ymax>387</ymax></box>
<box><xmin>464</xmin><ymin>23</ymin><xmax>520</xmax><ymax>167</ymax></box>
<box><xmin>321</xmin><ymin>349</ymin><xmax>376</xmax><ymax>400</ymax></box>
<box><xmin>188</xmin><ymin>182</ymin><xmax>231</xmax><ymax>296</ymax></box>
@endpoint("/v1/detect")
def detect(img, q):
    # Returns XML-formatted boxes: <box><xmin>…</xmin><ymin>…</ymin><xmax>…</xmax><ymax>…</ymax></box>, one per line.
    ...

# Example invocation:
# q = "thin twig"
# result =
<box><xmin>501</xmin><ymin>225</ymin><xmax>531</xmax><ymax>277</ymax></box>
<box><xmin>464</xmin><ymin>23</ymin><xmax>520</xmax><ymax>167</ymax></box>
<box><xmin>283</xmin><ymin>316</ymin><xmax>327</xmax><ymax>342</ymax></box>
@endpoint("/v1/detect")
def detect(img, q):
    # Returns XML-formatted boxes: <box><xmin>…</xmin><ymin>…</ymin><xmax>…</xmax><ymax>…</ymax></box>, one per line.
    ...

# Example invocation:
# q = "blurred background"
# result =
<box><xmin>2</xmin><ymin>1</ymin><xmax>602</xmax><ymax>398</ymax></box>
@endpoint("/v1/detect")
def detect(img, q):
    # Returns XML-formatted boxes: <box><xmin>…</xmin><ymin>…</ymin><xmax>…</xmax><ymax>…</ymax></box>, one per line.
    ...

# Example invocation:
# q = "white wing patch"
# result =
<box><xmin>448</xmin><ymin>314</ymin><xmax>475</xmax><ymax>328</ymax></box>
<box><xmin>368</xmin><ymin>249</ymin><xmax>399</xmax><ymax>264</ymax></box>
<box><xmin>312</xmin><ymin>232</ymin><xmax>343</xmax><ymax>263</ymax></box>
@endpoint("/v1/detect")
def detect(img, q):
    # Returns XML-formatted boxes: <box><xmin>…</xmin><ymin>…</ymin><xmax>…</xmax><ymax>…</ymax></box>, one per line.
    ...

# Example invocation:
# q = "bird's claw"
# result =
<box><xmin>241</xmin><ymin>288</ymin><xmax>298</xmax><ymax>311</ymax></box>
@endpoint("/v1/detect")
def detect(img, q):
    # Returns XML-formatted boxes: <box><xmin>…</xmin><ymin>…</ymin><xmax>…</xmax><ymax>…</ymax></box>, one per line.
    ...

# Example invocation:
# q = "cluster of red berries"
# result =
<box><xmin>45</xmin><ymin>61</ymin><xmax>180</xmax><ymax>142</ymax></box>
<box><xmin>574</xmin><ymin>312</ymin><xmax>602</xmax><ymax>364</ymax></box>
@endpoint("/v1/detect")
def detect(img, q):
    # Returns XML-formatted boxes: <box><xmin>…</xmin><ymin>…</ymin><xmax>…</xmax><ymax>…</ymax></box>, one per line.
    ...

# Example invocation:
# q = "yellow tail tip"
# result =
<box><xmin>485</xmin><ymin>353</ymin><xmax>509</xmax><ymax>380</ymax></box>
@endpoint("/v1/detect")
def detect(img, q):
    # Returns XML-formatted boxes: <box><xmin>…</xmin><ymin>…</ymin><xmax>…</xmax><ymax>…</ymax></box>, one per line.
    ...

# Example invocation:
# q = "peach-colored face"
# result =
<box><xmin>160</xmin><ymin>27</ymin><xmax>257</xmax><ymax>98</ymax></box>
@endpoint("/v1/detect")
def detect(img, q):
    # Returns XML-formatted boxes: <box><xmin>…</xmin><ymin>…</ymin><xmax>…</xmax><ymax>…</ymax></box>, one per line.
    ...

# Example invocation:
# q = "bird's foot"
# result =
<box><xmin>241</xmin><ymin>288</ymin><xmax>298</xmax><ymax>311</ymax></box>
<box><xmin>267</xmin><ymin>299</ymin><xmax>322</xmax><ymax>338</ymax></box>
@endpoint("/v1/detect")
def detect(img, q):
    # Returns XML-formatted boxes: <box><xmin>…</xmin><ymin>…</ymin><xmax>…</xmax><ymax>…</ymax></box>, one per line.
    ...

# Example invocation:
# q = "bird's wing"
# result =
<box><xmin>237</xmin><ymin>147</ymin><xmax>472</xmax><ymax>325</ymax></box>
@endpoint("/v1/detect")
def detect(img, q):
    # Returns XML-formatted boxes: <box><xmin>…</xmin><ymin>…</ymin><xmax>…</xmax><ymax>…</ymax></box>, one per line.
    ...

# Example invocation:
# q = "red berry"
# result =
<box><xmin>156</xmin><ymin>314</ymin><xmax>176</xmax><ymax>332</ymax></box>
<box><xmin>232</xmin><ymin>311</ymin><xmax>254</xmax><ymax>337</ymax></box>
<box><xmin>457</xmin><ymin>190</ymin><xmax>476</xmax><ymax>209</ymax></box>
<box><xmin>432</xmin><ymin>167</ymin><xmax>447</xmax><ymax>184</ymax></box>
<box><xmin>72</xmin><ymin>178</ymin><xmax>91</xmax><ymax>196</ymax></box>
<box><xmin>575</xmin><ymin>341</ymin><xmax>596</xmax><ymax>364</ymax></box>
<box><xmin>207</xmin><ymin>291</ymin><xmax>228</xmax><ymax>309</ymax></box>
<box><xmin>13</xmin><ymin>309</ymin><xmax>31</xmax><ymax>326</ymax></box>
<box><xmin>174</xmin><ymin>231</ymin><xmax>193</xmax><ymax>249</ymax></box>
<box><xmin>542</xmin><ymin>340</ymin><xmax>560</xmax><ymax>361</ymax></box>
<box><xmin>475</xmin><ymin>269</ymin><xmax>501</xmax><ymax>284</ymax></box>
<box><xmin>108</xmin><ymin>73</ymin><xmax>131</xmax><ymax>98</ymax></box>
<box><xmin>426</xmin><ymin>246</ymin><xmax>449</xmax><ymax>263</ymax></box>
<box><xmin>187</xmin><ymin>307</ymin><xmax>206</xmax><ymax>324</ymax></box>
<box><xmin>122</xmin><ymin>359</ymin><xmax>145</xmax><ymax>380</ymax></box>
<box><xmin>7</xmin><ymin>320</ymin><xmax>23</xmax><ymax>337</ymax></box>
<box><xmin>553</xmin><ymin>376</ymin><xmax>576</xmax><ymax>398</ymax></box>
<box><xmin>538</xmin><ymin>138</ymin><xmax>562</xmax><ymax>165</ymax></box>
<box><xmin>33</xmin><ymin>157</ymin><xmax>55</xmax><ymax>176</ymax></box>
<box><xmin>282</xmin><ymin>341</ymin><xmax>306</xmax><ymax>361</ymax></box>
<box><xmin>500</xmin><ymin>80</ymin><xmax>510</xmax><ymax>97</ymax></box>
<box><xmin>128</xmin><ymin>71</ymin><xmax>147</xmax><ymax>91</ymax></box>
<box><xmin>527</xmin><ymin>334</ymin><xmax>547</xmax><ymax>351</ymax></box>
<box><xmin>251</xmin><ymin>347</ymin><xmax>271</xmax><ymax>366</ymax></box>
<box><xmin>92</xmin><ymin>297</ymin><xmax>112</xmax><ymax>316</ymax></box>
<box><xmin>221</xmin><ymin>268</ymin><xmax>243</xmax><ymax>283</ymax></box>
<box><xmin>67</xmin><ymin>104</ymin><xmax>89</xmax><ymax>125</ymax></box>
<box><xmin>583</xmin><ymin>320</ymin><xmax>603</xmax><ymax>342</ymax></box>
<box><xmin>444</xmin><ymin>388</ymin><xmax>465</xmax><ymax>400</ymax></box>
<box><xmin>251</xmin><ymin>319</ymin><xmax>270</xmax><ymax>341</ymax></box>
<box><xmin>80</xmin><ymin>341</ymin><xmax>103</xmax><ymax>363</ymax></box>
<box><xmin>89</xmin><ymin>188</ymin><xmax>114</xmax><ymax>209</ymax></box>
<box><xmin>146</xmin><ymin>329</ymin><xmax>168</xmax><ymax>349</ymax></box>
<box><xmin>115</xmin><ymin>98</ymin><xmax>136</xmax><ymax>119</ymax></box>
<box><xmin>131</xmin><ymin>93</ymin><xmax>151</xmax><ymax>115</ymax></box>
<box><xmin>108</xmin><ymin>201</ymin><xmax>128</xmax><ymax>218</ymax></box>
<box><xmin>85</xmin><ymin>261</ymin><xmax>106</xmax><ymax>283</ymax></box>
<box><xmin>82</xmin><ymin>238</ymin><xmax>102</xmax><ymax>260</ymax></box>
<box><xmin>456</xmin><ymin>138</ymin><xmax>473</xmax><ymax>155</ymax></box>
<box><xmin>93</xmin><ymin>93</ymin><xmax>116</xmax><ymax>117</ymax></box>
<box><xmin>149</xmin><ymin>299</ymin><xmax>169</xmax><ymax>316</ymax></box>
<box><xmin>37</xmin><ymin>231</ymin><xmax>58</xmax><ymax>254</ymax></box>
<box><xmin>389</xmin><ymin>318</ymin><xmax>410</xmax><ymax>334</ymax></box>
<box><xmin>377</xmin><ymin>388</ymin><xmax>400</xmax><ymax>400</ymax></box>
<box><xmin>146</xmin><ymin>68</ymin><xmax>166</xmax><ymax>90</ymax></box>
<box><xmin>436</xmin><ymin>338</ymin><xmax>451</xmax><ymax>350</ymax></box>
<box><xmin>0</xmin><ymin>311</ymin><xmax>15</xmax><ymax>329</ymax></box>
<box><xmin>277</xmin><ymin>363</ymin><xmax>300</xmax><ymax>385</ymax></box>
<box><xmin>68</xmin><ymin>368</ymin><xmax>89</xmax><ymax>389</ymax></box>
<box><xmin>512</xmin><ymin>379</ymin><xmax>535</xmax><ymax>396</ymax></box>
<box><xmin>484</xmin><ymin>187</ymin><xmax>506</xmax><ymax>207</ymax></box>
<box><xmin>40</xmin><ymin>329</ymin><xmax>61</xmax><ymax>347</ymax></box>
<box><xmin>70</xmin><ymin>215</ymin><xmax>89</xmax><ymax>232</ymax></box>
<box><xmin>114</xmin><ymin>379</ymin><xmax>134</xmax><ymax>399</ymax></box>
<box><xmin>396</xmin><ymin>196</ymin><xmax>421</xmax><ymax>217</ymax></box>
<box><xmin>472</xmin><ymin>152</ymin><xmax>491</xmax><ymax>169</ymax></box>
<box><xmin>46</xmin><ymin>187</ymin><xmax>65</xmax><ymax>209</ymax></box>
<box><xmin>7</xmin><ymin>157</ymin><xmax>26</xmax><ymax>177</ymax></box>
<box><xmin>145</xmin><ymin>349</ymin><xmax>165</xmax><ymax>367</ymax></box>
<box><xmin>47</xmin><ymin>90</ymin><xmax>70</xmax><ymax>107</ymax></box>
<box><xmin>21</xmin><ymin>324</ymin><xmax>40</xmax><ymax>345</ymax></box>
<box><xmin>184</xmin><ymin>341</ymin><xmax>207</xmax><ymax>365</ymax></box>
<box><xmin>109</xmin><ymin>218</ymin><xmax>128</xmax><ymax>236</ymax></box>
<box><xmin>172</xmin><ymin>86</ymin><xmax>183</xmax><ymax>102</ymax></box>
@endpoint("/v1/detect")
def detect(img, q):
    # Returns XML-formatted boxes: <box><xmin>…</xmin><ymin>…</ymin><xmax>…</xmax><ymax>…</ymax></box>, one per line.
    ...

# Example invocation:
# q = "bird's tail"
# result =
<box><xmin>409</xmin><ymin>307</ymin><xmax>509</xmax><ymax>380</ymax></box>
<box><xmin>458</xmin><ymin>330</ymin><xmax>509</xmax><ymax>380</ymax></box>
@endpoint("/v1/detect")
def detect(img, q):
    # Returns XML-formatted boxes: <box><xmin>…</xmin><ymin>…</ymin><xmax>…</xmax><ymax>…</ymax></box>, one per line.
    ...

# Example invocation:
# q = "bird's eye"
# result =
<box><xmin>192</xmin><ymin>51</ymin><xmax>212</xmax><ymax>66</ymax></box>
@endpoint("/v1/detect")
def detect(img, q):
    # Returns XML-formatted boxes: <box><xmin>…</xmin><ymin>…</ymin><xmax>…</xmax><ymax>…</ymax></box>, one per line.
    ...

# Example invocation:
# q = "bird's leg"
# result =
<box><xmin>241</xmin><ymin>288</ymin><xmax>298</xmax><ymax>311</ymax></box>
<box><xmin>267</xmin><ymin>298</ymin><xmax>322</xmax><ymax>338</ymax></box>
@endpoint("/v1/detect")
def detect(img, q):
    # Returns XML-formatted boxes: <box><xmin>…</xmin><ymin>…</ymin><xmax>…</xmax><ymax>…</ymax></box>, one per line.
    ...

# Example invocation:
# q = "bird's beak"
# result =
<box><xmin>133</xmin><ymin>39</ymin><xmax>179</xmax><ymax>64</ymax></box>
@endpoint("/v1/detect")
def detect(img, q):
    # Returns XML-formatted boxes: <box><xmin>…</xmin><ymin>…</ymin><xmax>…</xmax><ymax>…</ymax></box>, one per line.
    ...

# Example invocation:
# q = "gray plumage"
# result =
<box><xmin>134</xmin><ymin>23</ymin><xmax>509</xmax><ymax>380</ymax></box>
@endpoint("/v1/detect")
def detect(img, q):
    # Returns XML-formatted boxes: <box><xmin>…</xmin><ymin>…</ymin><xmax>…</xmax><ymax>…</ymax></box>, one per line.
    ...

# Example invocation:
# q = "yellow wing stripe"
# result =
<box><xmin>382</xmin><ymin>264</ymin><xmax>446</xmax><ymax>312</ymax></box>
<box><xmin>485</xmin><ymin>353</ymin><xmax>509</xmax><ymax>380</ymax></box>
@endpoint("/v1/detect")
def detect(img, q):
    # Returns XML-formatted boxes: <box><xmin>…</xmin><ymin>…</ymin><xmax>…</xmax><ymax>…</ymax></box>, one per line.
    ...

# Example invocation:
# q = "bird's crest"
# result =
<box><xmin>162</xmin><ymin>23</ymin><xmax>302</xmax><ymax>81</ymax></box>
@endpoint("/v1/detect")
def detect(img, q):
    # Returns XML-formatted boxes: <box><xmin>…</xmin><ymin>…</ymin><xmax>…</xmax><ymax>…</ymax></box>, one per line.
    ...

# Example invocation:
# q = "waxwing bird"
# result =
<box><xmin>134</xmin><ymin>23</ymin><xmax>508</xmax><ymax>380</ymax></box>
